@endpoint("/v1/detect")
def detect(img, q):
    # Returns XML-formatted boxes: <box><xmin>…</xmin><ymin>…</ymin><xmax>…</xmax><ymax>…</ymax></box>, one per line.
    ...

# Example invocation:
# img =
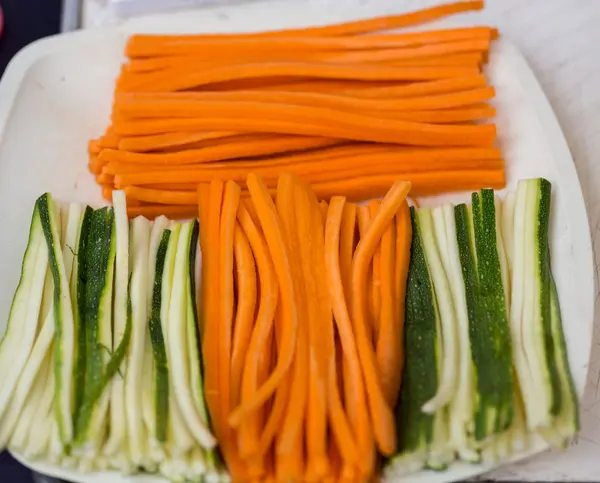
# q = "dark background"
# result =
<box><xmin>0</xmin><ymin>0</ymin><xmax>62</xmax><ymax>477</ymax></box>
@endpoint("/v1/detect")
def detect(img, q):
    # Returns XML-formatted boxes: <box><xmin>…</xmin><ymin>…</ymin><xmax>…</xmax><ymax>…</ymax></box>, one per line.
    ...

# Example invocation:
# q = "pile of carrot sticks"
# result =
<box><xmin>199</xmin><ymin>173</ymin><xmax>411</xmax><ymax>482</ymax></box>
<box><xmin>88</xmin><ymin>0</ymin><xmax>505</xmax><ymax>219</ymax></box>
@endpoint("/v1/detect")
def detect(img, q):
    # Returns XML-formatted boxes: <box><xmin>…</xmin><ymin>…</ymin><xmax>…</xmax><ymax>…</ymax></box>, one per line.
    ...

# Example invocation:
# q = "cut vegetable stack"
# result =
<box><xmin>0</xmin><ymin>192</ymin><xmax>220</xmax><ymax>480</ymax></box>
<box><xmin>198</xmin><ymin>174</ymin><xmax>413</xmax><ymax>482</ymax></box>
<box><xmin>88</xmin><ymin>0</ymin><xmax>505</xmax><ymax>219</ymax></box>
<box><xmin>386</xmin><ymin>179</ymin><xmax>579</xmax><ymax>478</ymax></box>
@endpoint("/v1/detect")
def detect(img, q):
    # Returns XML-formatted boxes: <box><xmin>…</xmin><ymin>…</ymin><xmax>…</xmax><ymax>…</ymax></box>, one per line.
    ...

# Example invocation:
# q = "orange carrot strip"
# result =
<box><xmin>368</xmin><ymin>200</ymin><xmax>382</xmax><ymax>343</ymax></box>
<box><xmin>231</xmin><ymin>223</ymin><xmax>258</xmax><ymax>409</ymax></box>
<box><xmin>325</xmin><ymin>197</ymin><xmax>373</xmax><ymax>478</ymax></box>
<box><xmin>127</xmin><ymin>203</ymin><xmax>197</xmax><ymax>220</ymax></box>
<box><xmin>389</xmin><ymin>201</ymin><xmax>411</xmax><ymax>405</ymax></box>
<box><xmin>351</xmin><ymin>179</ymin><xmax>412</xmax><ymax>455</ymax></box>
<box><xmin>116</xmin><ymin>87</ymin><xmax>494</xmax><ymax>114</ymax></box>
<box><xmin>236</xmin><ymin>202</ymin><xmax>279</xmax><ymax>462</ymax></box>
<box><xmin>256</xmin><ymin>306</ymin><xmax>290</xmax><ymax>458</ymax></box>
<box><xmin>203</xmin><ymin>180</ymin><xmax>224</xmax><ymax>442</ymax></box>
<box><xmin>228</xmin><ymin>174</ymin><xmax>298</xmax><ymax>427</ymax></box>
<box><xmin>112</xmin><ymin>107</ymin><xmax>495</xmax><ymax>146</ymax></box>
<box><xmin>294</xmin><ymin>179</ymin><xmax>329</xmax><ymax>480</ymax></box>
<box><xmin>311</xmin><ymin>169</ymin><xmax>505</xmax><ymax>200</ymax></box>
<box><xmin>323</xmin><ymin>197</ymin><xmax>361</xmax><ymax>469</ymax></box>
<box><xmin>88</xmin><ymin>139</ymin><xmax>101</xmax><ymax>155</ymax></box>
<box><xmin>125</xmin><ymin>2</ymin><xmax>484</xmax><ymax>48</ymax></box>
<box><xmin>218</xmin><ymin>181</ymin><xmax>241</xmax><ymax>465</ymax></box>
<box><xmin>128</xmin><ymin>63</ymin><xmax>480</xmax><ymax>92</ymax></box>
<box><xmin>118</xmin><ymin>130</ymin><xmax>239</xmax><ymax>152</ymax></box>
<box><xmin>356</xmin><ymin>207</ymin><xmax>375</xmax><ymax>344</ymax></box>
<box><xmin>113</xmin><ymin>153</ymin><xmax>503</xmax><ymax>188</ymax></box>
<box><xmin>98</xmin><ymin>135</ymin><xmax>343</xmax><ymax>165</ymax></box>
<box><xmin>124</xmin><ymin>186</ymin><xmax>196</xmax><ymax>205</ymax></box>
<box><xmin>376</xmin><ymin>206</ymin><xmax>397</xmax><ymax>406</ymax></box>
<box><xmin>125</xmin><ymin>28</ymin><xmax>492</xmax><ymax>57</ymax></box>
<box><xmin>340</xmin><ymin>74</ymin><xmax>486</xmax><ymax>98</ymax></box>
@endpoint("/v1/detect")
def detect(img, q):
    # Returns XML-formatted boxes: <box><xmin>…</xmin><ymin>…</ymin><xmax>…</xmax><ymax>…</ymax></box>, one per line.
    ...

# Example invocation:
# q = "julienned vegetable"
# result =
<box><xmin>388</xmin><ymin>178</ymin><xmax>579</xmax><ymax>478</ymax></box>
<box><xmin>509</xmin><ymin>178</ymin><xmax>578</xmax><ymax>445</ymax></box>
<box><xmin>0</xmin><ymin>173</ymin><xmax>580</xmax><ymax>481</ymax></box>
<box><xmin>389</xmin><ymin>207</ymin><xmax>451</xmax><ymax>477</ymax></box>
<box><xmin>37</xmin><ymin>193</ymin><xmax>77</xmax><ymax>446</ymax></box>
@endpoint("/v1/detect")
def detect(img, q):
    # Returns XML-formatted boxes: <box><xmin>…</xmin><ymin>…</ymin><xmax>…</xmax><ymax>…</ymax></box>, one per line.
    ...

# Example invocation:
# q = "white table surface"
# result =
<box><xmin>80</xmin><ymin>0</ymin><xmax>600</xmax><ymax>480</ymax></box>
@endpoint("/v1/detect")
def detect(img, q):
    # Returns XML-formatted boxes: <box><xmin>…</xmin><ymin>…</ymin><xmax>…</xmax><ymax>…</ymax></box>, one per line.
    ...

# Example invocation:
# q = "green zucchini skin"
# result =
<box><xmin>533</xmin><ymin>179</ymin><xmax>578</xmax><ymax>439</ymax></box>
<box><xmin>149</xmin><ymin>229</ymin><xmax>171</xmax><ymax>443</ymax></box>
<box><xmin>74</xmin><ymin>207</ymin><xmax>131</xmax><ymax>445</ymax></box>
<box><xmin>396</xmin><ymin>207</ymin><xmax>438</xmax><ymax>455</ymax></box>
<box><xmin>0</xmin><ymin>203</ymin><xmax>45</xmax><ymax>425</ymax></box>
<box><xmin>37</xmin><ymin>193</ymin><xmax>76</xmax><ymax>445</ymax></box>
<box><xmin>469</xmin><ymin>190</ymin><xmax>514</xmax><ymax>440</ymax></box>
<box><xmin>73</xmin><ymin>206</ymin><xmax>93</xmax><ymax>426</ymax></box>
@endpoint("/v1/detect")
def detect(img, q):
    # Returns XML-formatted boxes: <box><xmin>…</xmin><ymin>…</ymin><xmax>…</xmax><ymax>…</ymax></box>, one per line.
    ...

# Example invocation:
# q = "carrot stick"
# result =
<box><xmin>339</xmin><ymin>202</ymin><xmax>356</xmax><ymax>303</ymax></box>
<box><xmin>325</xmin><ymin>197</ymin><xmax>372</xmax><ymax>478</ymax></box>
<box><xmin>218</xmin><ymin>181</ymin><xmax>242</xmax><ymax>473</ymax></box>
<box><xmin>294</xmin><ymin>179</ymin><xmax>329</xmax><ymax>480</ymax></box>
<box><xmin>389</xmin><ymin>105</ymin><xmax>495</xmax><ymax>123</ymax></box>
<box><xmin>368</xmin><ymin>201</ymin><xmax>382</xmax><ymax>343</ymax></box>
<box><xmin>231</xmin><ymin>223</ymin><xmax>258</xmax><ymax>409</ymax></box>
<box><xmin>375</xmin><ymin>206</ymin><xmax>397</xmax><ymax>406</ymax></box>
<box><xmin>356</xmin><ymin>206</ymin><xmax>375</xmax><ymax>344</ymax></box>
<box><xmin>323</xmin><ymin>197</ymin><xmax>361</xmax><ymax>467</ymax></box>
<box><xmin>351</xmin><ymin>179</ymin><xmax>412</xmax><ymax>456</ymax></box>
<box><xmin>118</xmin><ymin>130</ymin><xmax>239</xmax><ymax>152</ymax></box>
<box><xmin>100</xmin><ymin>135</ymin><xmax>343</xmax><ymax>166</ymax></box>
<box><xmin>236</xmin><ymin>202</ymin><xmax>279</xmax><ymax>461</ymax></box>
<box><xmin>125</xmin><ymin>28</ymin><xmax>492</xmax><ymax>58</ymax></box>
<box><xmin>311</xmin><ymin>168</ymin><xmax>505</xmax><ymax>200</ymax></box>
<box><xmin>112</xmin><ymin>106</ymin><xmax>495</xmax><ymax>146</ymax></box>
<box><xmin>126</xmin><ymin>203</ymin><xmax>197</xmax><ymax>220</ymax></box>
<box><xmin>203</xmin><ymin>180</ymin><xmax>224</xmax><ymax>442</ymax></box>
<box><xmin>386</xmin><ymin>200</ymin><xmax>412</xmax><ymax>406</ymax></box>
<box><xmin>339</xmin><ymin>74</ymin><xmax>486</xmax><ymax>98</ymax></box>
<box><xmin>124</xmin><ymin>186</ymin><xmax>197</xmax><ymax>205</ymax></box>
<box><xmin>113</xmin><ymin>153</ymin><xmax>503</xmax><ymax>187</ymax></box>
<box><xmin>256</xmin><ymin>309</ymin><xmax>290</xmax><ymax>458</ymax></box>
<box><xmin>125</xmin><ymin>2</ymin><xmax>484</xmax><ymax>47</ymax></box>
<box><xmin>228</xmin><ymin>174</ymin><xmax>298</xmax><ymax>427</ymax></box>
<box><xmin>116</xmin><ymin>87</ymin><xmax>494</xmax><ymax>114</ymax></box>
<box><xmin>128</xmin><ymin>63</ymin><xmax>480</xmax><ymax>92</ymax></box>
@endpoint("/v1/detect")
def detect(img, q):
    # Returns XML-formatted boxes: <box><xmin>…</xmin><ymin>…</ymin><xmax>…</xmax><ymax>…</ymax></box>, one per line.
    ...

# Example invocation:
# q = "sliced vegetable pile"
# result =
<box><xmin>0</xmin><ymin>192</ymin><xmax>222</xmax><ymax>482</ymax></box>
<box><xmin>0</xmin><ymin>174</ymin><xmax>579</xmax><ymax>482</ymax></box>
<box><xmin>387</xmin><ymin>178</ymin><xmax>579</xmax><ymax>478</ymax></box>
<box><xmin>88</xmin><ymin>0</ymin><xmax>505</xmax><ymax>220</ymax></box>
<box><xmin>197</xmin><ymin>174</ymin><xmax>412</xmax><ymax>482</ymax></box>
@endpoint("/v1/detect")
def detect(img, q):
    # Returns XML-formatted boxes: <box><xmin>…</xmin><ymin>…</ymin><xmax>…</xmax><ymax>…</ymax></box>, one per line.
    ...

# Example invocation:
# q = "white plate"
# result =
<box><xmin>0</xmin><ymin>2</ymin><xmax>594</xmax><ymax>482</ymax></box>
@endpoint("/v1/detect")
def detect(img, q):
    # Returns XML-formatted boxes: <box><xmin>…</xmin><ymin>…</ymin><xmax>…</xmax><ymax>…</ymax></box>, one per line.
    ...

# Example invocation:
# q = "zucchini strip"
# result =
<box><xmin>75</xmin><ymin>207</ymin><xmax>131</xmax><ymax>450</ymax></box>
<box><xmin>3</xmin><ymin>202</ymin><xmax>75</xmax><ymax>449</ymax></box>
<box><xmin>37</xmin><ymin>193</ymin><xmax>76</xmax><ymax>445</ymax></box>
<box><xmin>0</xmin><ymin>204</ymin><xmax>47</xmax><ymax>425</ymax></box>
<box><xmin>390</xmin><ymin>207</ymin><xmax>448</xmax><ymax>475</ymax></box>
<box><xmin>104</xmin><ymin>191</ymin><xmax>130</xmax><ymax>460</ymax></box>
<box><xmin>431</xmin><ymin>205</ymin><xmax>477</xmax><ymax>461</ymax></box>
<box><xmin>125</xmin><ymin>215</ymin><xmax>152</xmax><ymax>467</ymax></box>
<box><xmin>23</xmin><ymin>347</ymin><xmax>56</xmax><ymax>459</ymax></box>
<box><xmin>418</xmin><ymin>208</ymin><xmax>458</xmax><ymax>413</ymax></box>
<box><xmin>161</xmin><ymin>222</ymin><xmax>195</xmax><ymax>455</ymax></box>
<box><xmin>501</xmin><ymin>191</ymin><xmax>516</xmax><ymax>276</ymax></box>
<box><xmin>511</xmin><ymin>178</ymin><xmax>578</xmax><ymax>440</ymax></box>
<box><xmin>470</xmin><ymin>189</ymin><xmax>514</xmax><ymax>439</ymax></box>
<box><xmin>149</xmin><ymin>227</ymin><xmax>172</xmax><ymax>445</ymax></box>
<box><xmin>75</xmin><ymin>207</ymin><xmax>116</xmax><ymax>450</ymax></box>
<box><xmin>167</xmin><ymin>220</ymin><xmax>216</xmax><ymax>449</ymax></box>
<box><xmin>9</xmin><ymin>357</ymin><xmax>51</xmax><ymax>452</ymax></box>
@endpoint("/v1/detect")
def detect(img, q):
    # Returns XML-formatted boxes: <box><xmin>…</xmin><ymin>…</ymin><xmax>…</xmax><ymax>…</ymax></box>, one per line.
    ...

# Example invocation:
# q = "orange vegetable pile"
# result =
<box><xmin>88</xmin><ymin>0</ymin><xmax>504</xmax><ymax>219</ymax></box>
<box><xmin>198</xmin><ymin>173</ymin><xmax>411</xmax><ymax>482</ymax></box>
